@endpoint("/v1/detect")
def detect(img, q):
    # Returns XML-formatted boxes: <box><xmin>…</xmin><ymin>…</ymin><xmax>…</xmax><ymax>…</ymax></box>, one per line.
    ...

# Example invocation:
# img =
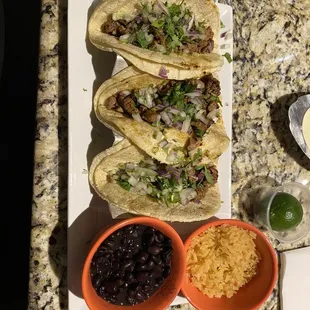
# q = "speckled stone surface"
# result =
<box><xmin>28</xmin><ymin>0</ymin><xmax>310</xmax><ymax>309</ymax></box>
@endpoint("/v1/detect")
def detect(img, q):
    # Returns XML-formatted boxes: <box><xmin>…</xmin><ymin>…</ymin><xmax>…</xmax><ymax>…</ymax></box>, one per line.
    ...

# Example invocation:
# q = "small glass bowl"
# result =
<box><xmin>255</xmin><ymin>182</ymin><xmax>310</xmax><ymax>243</ymax></box>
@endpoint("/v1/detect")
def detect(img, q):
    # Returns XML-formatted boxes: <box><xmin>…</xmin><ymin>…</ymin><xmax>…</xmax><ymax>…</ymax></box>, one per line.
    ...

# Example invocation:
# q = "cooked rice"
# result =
<box><xmin>186</xmin><ymin>224</ymin><xmax>261</xmax><ymax>298</ymax></box>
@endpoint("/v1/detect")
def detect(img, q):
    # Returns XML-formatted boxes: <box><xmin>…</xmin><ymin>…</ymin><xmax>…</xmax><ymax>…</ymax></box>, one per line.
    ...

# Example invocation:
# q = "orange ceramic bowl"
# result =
<box><xmin>82</xmin><ymin>216</ymin><xmax>186</xmax><ymax>310</ymax></box>
<box><xmin>181</xmin><ymin>219</ymin><xmax>278</xmax><ymax>310</ymax></box>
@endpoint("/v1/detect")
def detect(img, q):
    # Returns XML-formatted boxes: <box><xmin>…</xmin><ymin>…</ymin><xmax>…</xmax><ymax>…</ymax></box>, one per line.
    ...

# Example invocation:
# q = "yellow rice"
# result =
<box><xmin>186</xmin><ymin>224</ymin><xmax>261</xmax><ymax>298</ymax></box>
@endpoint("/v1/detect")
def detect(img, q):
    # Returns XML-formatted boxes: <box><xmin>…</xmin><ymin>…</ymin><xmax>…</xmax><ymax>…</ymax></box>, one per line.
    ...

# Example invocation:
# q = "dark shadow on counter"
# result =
<box><xmin>270</xmin><ymin>93</ymin><xmax>310</xmax><ymax>171</ymax></box>
<box><xmin>48</xmin><ymin>0</ymin><xmax>68</xmax><ymax>309</ymax></box>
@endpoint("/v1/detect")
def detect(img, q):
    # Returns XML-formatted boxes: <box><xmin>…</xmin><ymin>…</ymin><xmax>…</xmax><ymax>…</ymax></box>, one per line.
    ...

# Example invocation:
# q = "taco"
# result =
<box><xmin>94</xmin><ymin>66</ymin><xmax>229</xmax><ymax>165</ymax></box>
<box><xmin>89</xmin><ymin>139</ymin><xmax>221</xmax><ymax>222</ymax></box>
<box><xmin>88</xmin><ymin>0</ymin><xmax>224</xmax><ymax>79</ymax></box>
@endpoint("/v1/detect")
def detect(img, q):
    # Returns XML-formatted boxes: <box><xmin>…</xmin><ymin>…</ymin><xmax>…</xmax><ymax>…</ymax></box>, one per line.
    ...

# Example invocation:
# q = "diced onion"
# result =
<box><xmin>180</xmin><ymin>111</ymin><xmax>186</xmax><ymax>118</ymax></box>
<box><xmin>180</xmin><ymin>188</ymin><xmax>197</xmax><ymax>205</ymax></box>
<box><xmin>189</xmin><ymin>97</ymin><xmax>203</xmax><ymax>105</ymax></box>
<box><xmin>166</xmin><ymin>151</ymin><xmax>177</xmax><ymax>162</ymax></box>
<box><xmin>147</xmin><ymin>187</ymin><xmax>153</xmax><ymax>195</ymax></box>
<box><xmin>135</xmin><ymin>182</ymin><xmax>148</xmax><ymax>192</ymax></box>
<box><xmin>160</xmin><ymin>111</ymin><xmax>172</xmax><ymax>125</ymax></box>
<box><xmin>119</xmin><ymin>34</ymin><xmax>130</xmax><ymax>42</ymax></box>
<box><xmin>155</xmin><ymin>131</ymin><xmax>163</xmax><ymax>141</ymax></box>
<box><xmin>128</xmin><ymin>176</ymin><xmax>138</xmax><ymax>186</ymax></box>
<box><xmin>185</xmin><ymin>92</ymin><xmax>202</xmax><ymax>98</ymax></box>
<box><xmin>207</xmin><ymin>109</ymin><xmax>220</xmax><ymax>122</ymax></box>
<box><xmin>182</xmin><ymin>117</ymin><xmax>191</xmax><ymax>133</ymax></box>
<box><xmin>146</xmin><ymin>92</ymin><xmax>153</xmax><ymax>108</ymax></box>
<box><xmin>187</xmin><ymin>15</ymin><xmax>195</xmax><ymax>31</ymax></box>
<box><xmin>196</xmin><ymin>80</ymin><xmax>205</xmax><ymax>90</ymax></box>
<box><xmin>126</xmin><ymin>163</ymin><xmax>135</xmax><ymax>170</ymax></box>
<box><xmin>157</xmin><ymin>0</ymin><xmax>169</xmax><ymax>15</ymax></box>
<box><xmin>132</xmin><ymin>113</ymin><xmax>143</xmax><ymax>122</ymax></box>
<box><xmin>196</xmin><ymin>110</ymin><xmax>210</xmax><ymax>125</ymax></box>
<box><xmin>168</xmin><ymin>107</ymin><xmax>180</xmax><ymax>115</ymax></box>
<box><xmin>121</xmin><ymin>90</ymin><xmax>131</xmax><ymax>96</ymax></box>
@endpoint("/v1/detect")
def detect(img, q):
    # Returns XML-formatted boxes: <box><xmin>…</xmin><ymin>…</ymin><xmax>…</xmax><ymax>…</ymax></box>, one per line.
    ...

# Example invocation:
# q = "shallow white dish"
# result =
<box><xmin>288</xmin><ymin>94</ymin><xmax>310</xmax><ymax>160</ymax></box>
<box><xmin>68</xmin><ymin>1</ymin><xmax>233</xmax><ymax>308</ymax></box>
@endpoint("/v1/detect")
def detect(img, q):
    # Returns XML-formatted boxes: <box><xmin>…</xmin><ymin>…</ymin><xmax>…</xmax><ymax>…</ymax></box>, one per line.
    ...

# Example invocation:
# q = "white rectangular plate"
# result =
<box><xmin>68</xmin><ymin>1</ymin><xmax>233</xmax><ymax>308</ymax></box>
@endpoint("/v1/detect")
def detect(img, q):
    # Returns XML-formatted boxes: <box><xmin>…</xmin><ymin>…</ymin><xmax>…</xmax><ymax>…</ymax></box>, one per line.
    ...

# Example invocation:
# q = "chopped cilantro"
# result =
<box><xmin>222</xmin><ymin>52</ymin><xmax>232</xmax><ymax>63</ymax></box>
<box><xmin>168</xmin><ymin>3</ymin><xmax>182</xmax><ymax>17</ymax></box>
<box><xmin>136</xmin><ymin>30</ymin><xmax>149</xmax><ymax>49</ymax></box>
<box><xmin>210</xmin><ymin>94</ymin><xmax>223</xmax><ymax>106</ymax></box>
<box><xmin>192</xmin><ymin>149</ymin><xmax>203</xmax><ymax>162</ymax></box>
<box><xmin>204</xmin><ymin>168</ymin><xmax>214</xmax><ymax>184</ymax></box>
<box><xmin>195</xmin><ymin>165</ymin><xmax>204</xmax><ymax>171</ymax></box>
<box><xmin>195</xmin><ymin>129</ymin><xmax>204</xmax><ymax>137</ymax></box>
<box><xmin>220</xmin><ymin>20</ymin><xmax>225</xmax><ymax>28</ymax></box>
<box><xmin>118</xmin><ymin>180</ymin><xmax>131</xmax><ymax>191</ymax></box>
<box><xmin>152</xmin><ymin>19</ymin><xmax>165</xmax><ymax>28</ymax></box>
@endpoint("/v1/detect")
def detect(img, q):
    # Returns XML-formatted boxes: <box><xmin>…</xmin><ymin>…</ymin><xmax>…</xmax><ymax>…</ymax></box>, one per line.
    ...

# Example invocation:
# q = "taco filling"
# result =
<box><xmin>110</xmin><ymin>158</ymin><xmax>218</xmax><ymax>206</ymax></box>
<box><xmin>105</xmin><ymin>74</ymin><xmax>221</xmax><ymax>153</ymax></box>
<box><xmin>101</xmin><ymin>1</ymin><xmax>215</xmax><ymax>55</ymax></box>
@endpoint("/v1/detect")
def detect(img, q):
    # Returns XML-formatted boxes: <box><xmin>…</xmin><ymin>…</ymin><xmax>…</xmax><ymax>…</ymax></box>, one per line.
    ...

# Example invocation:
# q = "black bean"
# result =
<box><xmin>162</xmin><ymin>247</ymin><xmax>172</xmax><ymax>255</ymax></box>
<box><xmin>103</xmin><ymin>239</ymin><xmax>116</xmax><ymax>249</ymax></box>
<box><xmin>104</xmin><ymin>280</ymin><xmax>119</xmax><ymax>293</ymax></box>
<box><xmin>145</xmin><ymin>227</ymin><xmax>156</xmax><ymax>234</ymax></box>
<box><xmin>115</xmin><ymin>278</ymin><xmax>125</xmax><ymax>287</ymax></box>
<box><xmin>136</xmin><ymin>271</ymin><xmax>150</xmax><ymax>282</ymax></box>
<box><xmin>127</xmin><ymin>289</ymin><xmax>136</xmax><ymax>297</ymax></box>
<box><xmin>114</xmin><ymin>249</ymin><xmax>122</xmax><ymax>260</ymax></box>
<box><xmin>98</xmin><ymin>245</ymin><xmax>112</xmax><ymax>253</ymax></box>
<box><xmin>121</xmin><ymin>237</ymin><xmax>128</xmax><ymax>246</ymax></box>
<box><xmin>163</xmin><ymin>266</ymin><xmax>171</xmax><ymax>278</ymax></box>
<box><xmin>111</xmin><ymin>262</ymin><xmax>120</xmax><ymax>273</ymax></box>
<box><xmin>123</xmin><ymin>252</ymin><xmax>132</xmax><ymax>260</ymax></box>
<box><xmin>122</xmin><ymin>259</ymin><xmax>134</xmax><ymax>270</ymax></box>
<box><xmin>131</xmin><ymin>229</ymin><xmax>139</xmax><ymax>238</ymax></box>
<box><xmin>164</xmin><ymin>237</ymin><xmax>172</xmax><ymax>246</ymax></box>
<box><xmin>97</xmin><ymin>261</ymin><xmax>110</xmax><ymax>275</ymax></box>
<box><xmin>146</xmin><ymin>233</ymin><xmax>155</xmax><ymax>246</ymax></box>
<box><xmin>127</xmin><ymin>297</ymin><xmax>136</xmax><ymax>305</ymax></box>
<box><xmin>137</xmin><ymin>252</ymin><xmax>149</xmax><ymax>264</ymax></box>
<box><xmin>136</xmin><ymin>291</ymin><xmax>147</xmax><ymax>301</ymax></box>
<box><xmin>148</xmin><ymin>246</ymin><xmax>162</xmax><ymax>255</ymax></box>
<box><xmin>156</xmin><ymin>277</ymin><xmax>164</xmax><ymax>285</ymax></box>
<box><xmin>129</xmin><ymin>282</ymin><xmax>139</xmax><ymax>290</ymax></box>
<box><xmin>142</xmin><ymin>284</ymin><xmax>151</xmax><ymax>292</ymax></box>
<box><xmin>155</xmin><ymin>231</ymin><xmax>165</xmax><ymax>242</ymax></box>
<box><xmin>123</xmin><ymin>282</ymin><xmax>129</xmax><ymax>288</ymax></box>
<box><xmin>92</xmin><ymin>274</ymin><xmax>102</xmax><ymax>289</ymax></box>
<box><xmin>106</xmin><ymin>295</ymin><xmax>117</xmax><ymax>304</ymax></box>
<box><xmin>151</xmin><ymin>265</ymin><xmax>163</xmax><ymax>277</ymax></box>
<box><xmin>146</xmin><ymin>259</ymin><xmax>155</xmax><ymax>270</ymax></box>
<box><xmin>90</xmin><ymin>264</ymin><xmax>97</xmax><ymax>277</ymax></box>
<box><xmin>99</xmin><ymin>286</ymin><xmax>108</xmax><ymax>297</ymax></box>
<box><xmin>128</xmin><ymin>265</ymin><xmax>135</xmax><ymax>272</ymax></box>
<box><xmin>152</xmin><ymin>255</ymin><xmax>162</xmax><ymax>265</ymax></box>
<box><xmin>114</xmin><ymin>270</ymin><xmax>125</xmax><ymax>279</ymax></box>
<box><xmin>162</xmin><ymin>251</ymin><xmax>172</xmax><ymax>265</ymax></box>
<box><xmin>94</xmin><ymin>256</ymin><xmax>108</xmax><ymax>265</ymax></box>
<box><xmin>125</xmin><ymin>271</ymin><xmax>134</xmax><ymax>284</ymax></box>
<box><xmin>136</xmin><ymin>263</ymin><xmax>148</xmax><ymax>271</ymax></box>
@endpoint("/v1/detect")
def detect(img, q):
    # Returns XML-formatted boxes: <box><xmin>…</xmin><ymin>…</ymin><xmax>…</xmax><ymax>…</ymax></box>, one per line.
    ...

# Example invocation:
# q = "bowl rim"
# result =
<box><xmin>81</xmin><ymin>215</ymin><xmax>186</xmax><ymax>310</ymax></box>
<box><xmin>181</xmin><ymin>218</ymin><xmax>278</xmax><ymax>310</ymax></box>
<box><xmin>265</xmin><ymin>182</ymin><xmax>310</xmax><ymax>243</ymax></box>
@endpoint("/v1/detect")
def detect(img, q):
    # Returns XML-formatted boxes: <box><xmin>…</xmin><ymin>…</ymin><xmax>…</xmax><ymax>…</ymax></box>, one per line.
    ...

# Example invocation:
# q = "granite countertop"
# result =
<box><xmin>28</xmin><ymin>0</ymin><xmax>310</xmax><ymax>309</ymax></box>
